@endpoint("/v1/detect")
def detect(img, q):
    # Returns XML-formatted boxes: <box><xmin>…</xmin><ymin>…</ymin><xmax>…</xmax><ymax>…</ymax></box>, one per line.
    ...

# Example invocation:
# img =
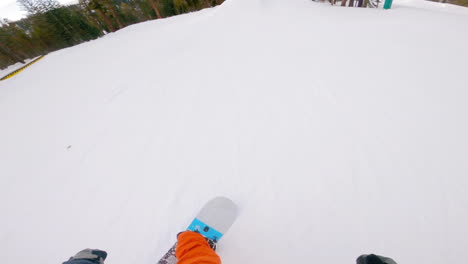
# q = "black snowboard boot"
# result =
<box><xmin>205</xmin><ymin>237</ymin><xmax>217</xmax><ymax>251</ymax></box>
<box><xmin>357</xmin><ymin>254</ymin><xmax>397</xmax><ymax>264</ymax></box>
<box><xmin>63</xmin><ymin>249</ymin><xmax>108</xmax><ymax>264</ymax></box>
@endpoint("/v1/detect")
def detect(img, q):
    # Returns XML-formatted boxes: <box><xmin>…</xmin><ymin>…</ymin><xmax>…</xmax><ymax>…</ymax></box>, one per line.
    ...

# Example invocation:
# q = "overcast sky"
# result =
<box><xmin>0</xmin><ymin>0</ymin><xmax>78</xmax><ymax>21</ymax></box>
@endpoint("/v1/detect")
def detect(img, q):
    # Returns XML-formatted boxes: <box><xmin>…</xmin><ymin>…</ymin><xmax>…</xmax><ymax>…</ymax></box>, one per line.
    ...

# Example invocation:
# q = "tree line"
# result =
<box><xmin>430</xmin><ymin>0</ymin><xmax>468</xmax><ymax>6</ymax></box>
<box><xmin>0</xmin><ymin>0</ymin><xmax>224</xmax><ymax>70</ymax></box>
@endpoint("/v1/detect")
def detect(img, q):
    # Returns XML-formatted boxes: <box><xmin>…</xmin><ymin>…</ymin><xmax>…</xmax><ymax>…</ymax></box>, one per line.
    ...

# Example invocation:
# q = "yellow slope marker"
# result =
<box><xmin>1</xmin><ymin>55</ymin><xmax>46</xmax><ymax>81</ymax></box>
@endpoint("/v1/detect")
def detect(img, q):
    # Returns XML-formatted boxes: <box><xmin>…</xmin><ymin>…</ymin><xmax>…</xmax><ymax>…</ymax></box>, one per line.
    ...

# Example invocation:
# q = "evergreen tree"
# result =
<box><xmin>1</xmin><ymin>0</ymin><xmax>226</xmax><ymax>69</ymax></box>
<box><xmin>173</xmin><ymin>0</ymin><xmax>189</xmax><ymax>14</ymax></box>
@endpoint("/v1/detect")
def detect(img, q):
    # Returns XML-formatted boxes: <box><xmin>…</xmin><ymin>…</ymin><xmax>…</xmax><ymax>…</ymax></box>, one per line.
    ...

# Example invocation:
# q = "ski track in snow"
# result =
<box><xmin>1</xmin><ymin>0</ymin><xmax>468</xmax><ymax>264</ymax></box>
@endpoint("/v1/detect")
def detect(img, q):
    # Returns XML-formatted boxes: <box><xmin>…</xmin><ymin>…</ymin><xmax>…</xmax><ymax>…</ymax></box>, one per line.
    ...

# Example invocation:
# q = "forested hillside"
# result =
<box><xmin>428</xmin><ymin>0</ymin><xmax>468</xmax><ymax>7</ymax></box>
<box><xmin>0</xmin><ymin>0</ymin><xmax>224</xmax><ymax>69</ymax></box>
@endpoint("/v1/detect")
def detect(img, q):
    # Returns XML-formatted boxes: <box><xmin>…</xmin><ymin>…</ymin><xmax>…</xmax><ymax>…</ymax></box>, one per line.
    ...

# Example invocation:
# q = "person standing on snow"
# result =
<box><xmin>62</xmin><ymin>231</ymin><xmax>396</xmax><ymax>264</ymax></box>
<box><xmin>63</xmin><ymin>231</ymin><xmax>220</xmax><ymax>264</ymax></box>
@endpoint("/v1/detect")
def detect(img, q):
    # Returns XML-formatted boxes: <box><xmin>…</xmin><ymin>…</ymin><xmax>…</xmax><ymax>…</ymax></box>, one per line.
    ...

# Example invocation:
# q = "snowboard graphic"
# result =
<box><xmin>157</xmin><ymin>196</ymin><xmax>238</xmax><ymax>264</ymax></box>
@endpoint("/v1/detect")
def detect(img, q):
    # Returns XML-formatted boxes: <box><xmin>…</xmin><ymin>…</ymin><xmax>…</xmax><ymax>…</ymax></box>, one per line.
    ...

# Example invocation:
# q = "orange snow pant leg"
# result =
<box><xmin>175</xmin><ymin>231</ymin><xmax>221</xmax><ymax>264</ymax></box>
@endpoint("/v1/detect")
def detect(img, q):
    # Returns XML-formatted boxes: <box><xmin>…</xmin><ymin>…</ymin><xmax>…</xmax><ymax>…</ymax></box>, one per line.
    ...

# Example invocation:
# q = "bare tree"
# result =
<box><xmin>102</xmin><ymin>0</ymin><xmax>124</xmax><ymax>29</ymax></box>
<box><xmin>149</xmin><ymin>0</ymin><xmax>163</xmax><ymax>19</ymax></box>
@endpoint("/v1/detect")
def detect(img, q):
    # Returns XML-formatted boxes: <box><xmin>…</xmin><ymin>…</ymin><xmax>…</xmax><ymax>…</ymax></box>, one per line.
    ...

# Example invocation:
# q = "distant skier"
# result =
<box><xmin>62</xmin><ymin>231</ymin><xmax>396</xmax><ymax>264</ymax></box>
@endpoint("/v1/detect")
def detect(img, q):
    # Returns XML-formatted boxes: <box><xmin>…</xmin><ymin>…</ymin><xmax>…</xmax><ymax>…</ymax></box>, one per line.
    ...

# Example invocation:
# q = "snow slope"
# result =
<box><xmin>1</xmin><ymin>0</ymin><xmax>468</xmax><ymax>264</ymax></box>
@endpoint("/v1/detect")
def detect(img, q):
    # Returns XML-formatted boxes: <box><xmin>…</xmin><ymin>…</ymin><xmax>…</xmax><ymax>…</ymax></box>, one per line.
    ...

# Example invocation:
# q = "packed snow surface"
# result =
<box><xmin>1</xmin><ymin>0</ymin><xmax>468</xmax><ymax>264</ymax></box>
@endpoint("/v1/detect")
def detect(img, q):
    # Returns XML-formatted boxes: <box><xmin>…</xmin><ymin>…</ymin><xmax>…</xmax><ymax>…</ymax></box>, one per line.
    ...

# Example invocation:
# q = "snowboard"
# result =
<box><xmin>157</xmin><ymin>196</ymin><xmax>238</xmax><ymax>264</ymax></box>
